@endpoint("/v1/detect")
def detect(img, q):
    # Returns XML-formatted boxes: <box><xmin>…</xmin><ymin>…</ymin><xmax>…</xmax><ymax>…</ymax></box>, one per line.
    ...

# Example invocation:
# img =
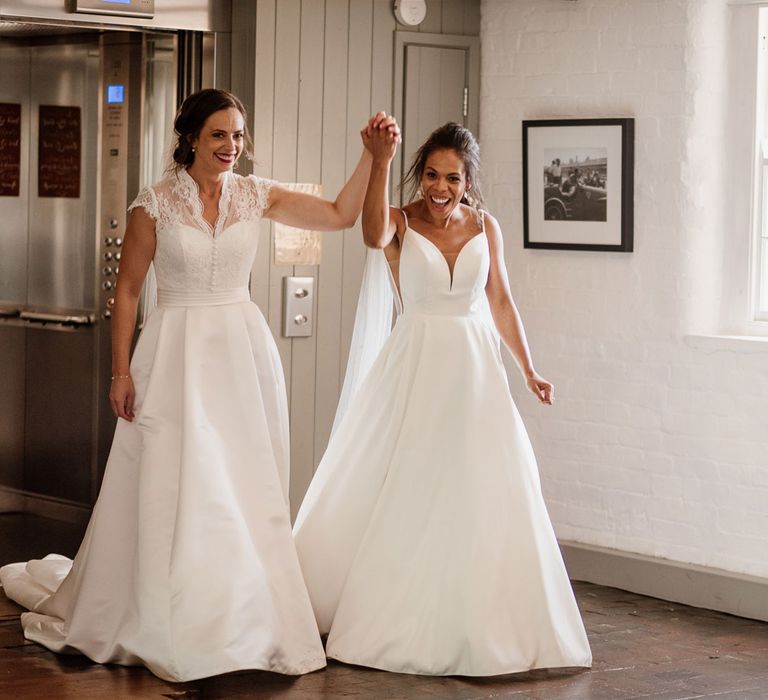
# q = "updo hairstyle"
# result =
<box><xmin>401</xmin><ymin>122</ymin><xmax>485</xmax><ymax>209</ymax></box>
<box><xmin>170</xmin><ymin>89</ymin><xmax>253</xmax><ymax>172</ymax></box>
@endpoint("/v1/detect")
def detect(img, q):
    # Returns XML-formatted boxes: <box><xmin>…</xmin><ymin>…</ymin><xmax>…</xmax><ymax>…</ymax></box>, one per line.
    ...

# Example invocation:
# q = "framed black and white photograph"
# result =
<box><xmin>522</xmin><ymin>118</ymin><xmax>634</xmax><ymax>251</ymax></box>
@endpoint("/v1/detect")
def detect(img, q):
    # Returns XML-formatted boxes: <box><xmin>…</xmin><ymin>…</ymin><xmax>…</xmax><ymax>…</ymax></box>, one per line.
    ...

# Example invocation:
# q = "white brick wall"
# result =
<box><xmin>481</xmin><ymin>0</ymin><xmax>768</xmax><ymax>578</ymax></box>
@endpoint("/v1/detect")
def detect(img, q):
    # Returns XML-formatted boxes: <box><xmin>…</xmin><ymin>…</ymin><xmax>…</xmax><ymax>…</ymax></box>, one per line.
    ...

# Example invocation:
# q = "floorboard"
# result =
<box><xmin>1</xmin><ymin>513</ymin><xmax>766</xmax><ymax>699</ymax></box>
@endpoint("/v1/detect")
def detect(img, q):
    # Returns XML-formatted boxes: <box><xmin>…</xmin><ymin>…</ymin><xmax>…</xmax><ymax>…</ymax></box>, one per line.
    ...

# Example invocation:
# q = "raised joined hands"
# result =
<box><xmin>361</xmin><ymin>111</ymin><xmax>401</xmax><ymax>161</ymax></box>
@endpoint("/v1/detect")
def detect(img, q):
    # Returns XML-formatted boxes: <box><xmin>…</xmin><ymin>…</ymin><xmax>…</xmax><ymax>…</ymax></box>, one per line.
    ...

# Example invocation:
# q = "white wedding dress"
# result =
<box><xmin>293</xmin><ymin>214</ymin><xmax>592</xmax><ymax>676</ymax></box>
<box><xmin>0</xmin><ymin>170</ymin><xmax>326</xmax><ymax>682</ymax></box>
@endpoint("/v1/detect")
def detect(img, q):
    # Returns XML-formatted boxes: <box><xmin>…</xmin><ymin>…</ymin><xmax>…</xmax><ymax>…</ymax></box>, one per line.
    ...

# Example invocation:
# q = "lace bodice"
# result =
<box><xmin>128</xmin><ymin>169</ymin><xmax>276</xmax><ymax>292</ymax></box>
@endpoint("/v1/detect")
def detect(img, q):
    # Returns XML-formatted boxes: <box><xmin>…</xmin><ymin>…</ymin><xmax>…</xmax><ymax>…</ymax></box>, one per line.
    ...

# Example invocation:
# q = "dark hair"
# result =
<box><xmin>401</xmin><ymin>122</ymin><xmax>485</xmax><ymax>209</ymax></box>
<box><xmin>170</xmin><ymin>89</ymin><xmax>253</xmax><ymax>173</ymax></box>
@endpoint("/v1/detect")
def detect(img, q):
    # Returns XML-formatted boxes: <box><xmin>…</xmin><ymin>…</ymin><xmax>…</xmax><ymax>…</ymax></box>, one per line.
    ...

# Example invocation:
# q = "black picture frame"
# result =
<box><xmin>522</xmin><ymin>118</ymin><xmax>634</xmax><ymax>252</ymax></box>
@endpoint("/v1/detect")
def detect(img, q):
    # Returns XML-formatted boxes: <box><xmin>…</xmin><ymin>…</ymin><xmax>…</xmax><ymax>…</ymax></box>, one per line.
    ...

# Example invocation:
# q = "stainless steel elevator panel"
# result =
<box><xmin>24</xmin><ymin>325</ymin><xmax>94</xmax><ymax>502</ymax></box>
<box><xmin>0</xmin><ymin>326</ymin><xmax>25</xmax><ymax>490</ymax></box>
<box><xmin>27</xmin><ymin>43</ymin><xmax>99</xmax><ymax>312</ymax></box>
<box><xmin>0</xmin><ymin>3</ymin><xmax>223</xmax><ymax>521</ymax></box>
<box><xmin>95</xmin><ymin>35</ymin><xmax>143</xmax><ymax>476</ymax></box>
<box><xmin>0</xmin><ymin>0</ymin><xmax>229</xmax><ymax>32</ymax></box>
<box><xmin>0</xmin><ymin>47</ymin><xmax>30</xmax><ymax>303</ymax></box>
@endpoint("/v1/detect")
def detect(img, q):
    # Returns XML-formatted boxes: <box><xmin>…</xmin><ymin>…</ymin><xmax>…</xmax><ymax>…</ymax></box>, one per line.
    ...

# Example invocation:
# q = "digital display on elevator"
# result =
<box><xmin>107</xmin><ymin>85</ymin><xmax>125</xmax><ymax>104</ymax></box>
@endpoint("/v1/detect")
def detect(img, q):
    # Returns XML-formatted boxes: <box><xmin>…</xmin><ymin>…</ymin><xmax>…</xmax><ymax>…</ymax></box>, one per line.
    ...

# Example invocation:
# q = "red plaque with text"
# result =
<box><xmin>39</xmin><ymin>105</ymin><xmax>81</xmax><ymax>198</ymax></box>
<box><xmin>0</xmin><ymin>103</ymin><xmax>21</xmax><ymax>197</ymax></box>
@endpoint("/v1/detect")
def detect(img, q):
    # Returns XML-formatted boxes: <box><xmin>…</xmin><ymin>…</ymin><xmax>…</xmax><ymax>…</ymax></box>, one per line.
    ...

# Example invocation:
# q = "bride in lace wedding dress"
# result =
<box><xmin>0</xmin><ymin>90</ymin><xmax>398</xmax><ymax>682</ymax></box>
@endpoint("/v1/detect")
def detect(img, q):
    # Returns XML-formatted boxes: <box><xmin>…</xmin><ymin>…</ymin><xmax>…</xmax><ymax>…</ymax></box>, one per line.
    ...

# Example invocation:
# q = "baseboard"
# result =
<box><xmin>0</xmin><ymin>487</ymin><xmax>90</xmax><ymax>527</ymax></box>
<box><xmin>560</xmin><ymin>540</ymin><xmax>768</xmax><ymax>623</ymax></box>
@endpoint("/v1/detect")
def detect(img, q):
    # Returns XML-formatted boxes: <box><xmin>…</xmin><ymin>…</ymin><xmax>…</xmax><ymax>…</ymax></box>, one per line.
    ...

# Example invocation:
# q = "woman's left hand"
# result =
<box><xmin>526</xmin><ymin>373</ymin><xmax>554</xmax><ymax>405</ymax></box>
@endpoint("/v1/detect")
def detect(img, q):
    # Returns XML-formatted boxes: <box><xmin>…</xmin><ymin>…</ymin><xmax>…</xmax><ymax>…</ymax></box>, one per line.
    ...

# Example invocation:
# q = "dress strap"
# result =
<box><xmin>400</xmin><ymin>208</ymin><xmax>409</xmax><ymax>232</ymax></box>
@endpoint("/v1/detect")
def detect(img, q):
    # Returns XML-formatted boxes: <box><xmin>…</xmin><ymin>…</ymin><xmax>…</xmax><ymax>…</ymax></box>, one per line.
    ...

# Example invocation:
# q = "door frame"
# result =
<box><xmin>392</xmin><ymin>31</ymin><xmax>480</xmax><ymax>205</ymax></box>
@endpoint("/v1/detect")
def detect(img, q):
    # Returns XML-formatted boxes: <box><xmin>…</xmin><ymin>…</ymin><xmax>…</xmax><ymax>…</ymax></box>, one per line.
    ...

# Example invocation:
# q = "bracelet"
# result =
<box><xmin>111</xmin><ymin>373</ymin><xmax>131</xmax><ymax>381</ymax></box>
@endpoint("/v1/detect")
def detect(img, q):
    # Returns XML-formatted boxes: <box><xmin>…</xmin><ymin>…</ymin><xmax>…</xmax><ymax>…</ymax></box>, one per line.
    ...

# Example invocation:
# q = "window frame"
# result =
<box><xmin>751</xmin><ymin>10</ymin><xmax>768</xmax><ymax>329</ymax></box>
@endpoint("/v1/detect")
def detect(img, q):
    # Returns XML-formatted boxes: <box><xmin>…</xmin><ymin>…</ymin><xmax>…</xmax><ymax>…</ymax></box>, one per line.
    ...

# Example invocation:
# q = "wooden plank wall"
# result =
<box><xmin>231</xmin><ymin>0</ymin><xmax>480</xmax><ymax>518</ymax></box>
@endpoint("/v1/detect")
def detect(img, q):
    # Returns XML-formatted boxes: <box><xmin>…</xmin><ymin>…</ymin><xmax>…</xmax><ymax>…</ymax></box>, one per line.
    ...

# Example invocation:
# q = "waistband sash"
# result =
<box><xmin>157</xmin><ymin>287</ymin><xmax>250</xmax><ymax>307</ymax></box>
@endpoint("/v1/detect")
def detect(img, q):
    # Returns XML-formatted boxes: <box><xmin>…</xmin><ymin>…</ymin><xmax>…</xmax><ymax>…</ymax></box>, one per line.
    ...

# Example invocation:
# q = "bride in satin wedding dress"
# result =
<box><xmin>294</xmin><ymin>122</ymin><xmax>592</xmax><ymax>676</ymax></box>
<box><xmin>0</xmin><ymin>89</ymin><xmax>399</xmax><ymax>682</ymax></box>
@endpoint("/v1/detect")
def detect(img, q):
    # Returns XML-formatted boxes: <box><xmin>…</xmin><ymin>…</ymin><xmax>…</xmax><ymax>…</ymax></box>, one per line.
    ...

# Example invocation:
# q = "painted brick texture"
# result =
<box><xmin>480</xmin><ymin>0</ymin><xmax>768</xmax><ymax>578</ymax></box>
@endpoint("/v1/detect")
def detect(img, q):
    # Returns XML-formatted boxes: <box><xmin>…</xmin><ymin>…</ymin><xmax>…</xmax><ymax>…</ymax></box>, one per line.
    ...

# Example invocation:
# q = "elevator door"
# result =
<box><xmin>0</xmin><ymin>27</ymin><xmax>178</xmax><ymax>515</ymax></box>
<box><xmin>0</xmin><ymin>37</ymin><xmax>101</xmax><ymax>506</ymax></box>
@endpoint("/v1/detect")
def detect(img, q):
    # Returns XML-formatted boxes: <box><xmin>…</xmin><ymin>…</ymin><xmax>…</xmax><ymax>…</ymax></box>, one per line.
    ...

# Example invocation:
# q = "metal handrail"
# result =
<box><xmin>19</xmin><ymin>310</ymin><xmax>96</xmax><ymax>326</ymax></box>
<box><xmin>0</xmin><ymin>305</ymin><xmax>21</xmax><ymax>318</ymax></box>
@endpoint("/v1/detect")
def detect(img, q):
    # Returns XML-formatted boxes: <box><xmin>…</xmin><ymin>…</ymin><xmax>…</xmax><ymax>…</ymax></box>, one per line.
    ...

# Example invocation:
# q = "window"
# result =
<box><xmin>753</xmin><ymin>11</ymin><xmax>768</xmax><ymax>324</ymax></box>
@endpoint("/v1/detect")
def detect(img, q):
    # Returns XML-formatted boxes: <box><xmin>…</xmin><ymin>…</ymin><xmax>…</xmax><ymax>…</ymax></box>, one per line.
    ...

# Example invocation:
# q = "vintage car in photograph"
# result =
<box><xmin>544</xmin><ymin>182</ymin><xmax>607</xmax><ymax>222</ymax></box>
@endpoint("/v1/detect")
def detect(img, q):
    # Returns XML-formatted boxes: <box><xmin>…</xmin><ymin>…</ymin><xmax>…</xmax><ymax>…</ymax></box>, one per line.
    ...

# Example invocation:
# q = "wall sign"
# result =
<box><xmin>0</xmin><ymin>103</ymin><xmax>21</xmax><ymax>197</ymax></box>
<box><xmin>39</xmin><ymin>105</ymin><xmax>81</xmax><ymax>198</ymax></box>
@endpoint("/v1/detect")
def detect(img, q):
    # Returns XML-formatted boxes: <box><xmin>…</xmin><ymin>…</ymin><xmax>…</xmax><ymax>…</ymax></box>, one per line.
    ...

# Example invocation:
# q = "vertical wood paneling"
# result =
<box><xmin>289</xmin><ymin>0</ymin><xmax>325</xmax><ymax>517</ymax></box>
<box><xmin>441</xmin><ymin>0</ymin><xmax>465</xmax><ymax>34</ymax></box>
<box><xmin>234</xmin><ymin>0</ymin><xmax>480</xmax><ymax>513</ymax></box>
<box><xmin>271</xmin><ymin>0</ymin><xmax>301</xmax><ymax>383</ymax></box>
<box><xmin>250</xmin><ymin>0</ymin><xmax>277</xmax><ymax>315</ymax></box>
<box><xmin>313</xmin><ymin>0</ymin><xmax>349</xmax><ymax>466</ymax></box>
<box><xmin>339</xmin><ymin>1</ymin><xmax>373</xmax><ymax>392</ymax></box>
<box><xmin>371</xmin><ymin>0</ymin><xmax>396</xmax><ymax>209</ymax></box>
<box><xmin>371</xmin><ymin>0</ymin><xmax>395</xmax><ymax>114</ymax></box>
<box><xmin>463</xmin><ymin>0</ymin><xmax>481</xmax><ymax>36</ymax></box>
<box><xmin>419</xmin><ymin>0</ymin><xmax>443</xmax><ymax>33</ymax></box>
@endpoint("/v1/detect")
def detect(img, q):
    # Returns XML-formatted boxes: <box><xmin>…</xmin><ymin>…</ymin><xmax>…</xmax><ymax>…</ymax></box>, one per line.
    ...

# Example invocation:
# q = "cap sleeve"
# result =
<box><xmin>127</xmin><ymin>185</ymin><xmax>159</xmax><ymax>221</ymax></box>
<box><xmin>246</xmin><ymin>175</ymin><xmax>278</xmax><ymax>219</ymax></box>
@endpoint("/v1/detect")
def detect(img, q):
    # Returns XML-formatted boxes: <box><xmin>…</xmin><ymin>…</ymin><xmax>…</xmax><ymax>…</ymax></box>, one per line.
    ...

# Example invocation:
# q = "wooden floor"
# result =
<box><xmin>1</xmin><ymin>514</ymin><xmax>767</xmax><ymax>699</ymax></box>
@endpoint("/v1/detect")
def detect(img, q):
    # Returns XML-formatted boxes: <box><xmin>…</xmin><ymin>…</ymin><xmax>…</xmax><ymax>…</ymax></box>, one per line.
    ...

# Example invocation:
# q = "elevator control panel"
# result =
<box><xmin>98</xmin><ymin>41</ymin><xmax>130</xmax><ymax>321</ymax></box>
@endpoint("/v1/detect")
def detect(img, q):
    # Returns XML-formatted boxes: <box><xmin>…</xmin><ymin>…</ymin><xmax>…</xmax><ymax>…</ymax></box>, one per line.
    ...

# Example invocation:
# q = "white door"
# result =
<box><xmin>394</xmin><ymin>32</ymin><xmax>480</xmax><ymax>204</ymax></box>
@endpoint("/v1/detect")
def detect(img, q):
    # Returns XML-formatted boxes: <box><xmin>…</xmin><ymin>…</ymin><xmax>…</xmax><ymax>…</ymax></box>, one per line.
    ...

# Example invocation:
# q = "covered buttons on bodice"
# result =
<box><xmin>127</xmin><ymin>170</ymin><xmax>276</xmax><ymax>292</ymax></box>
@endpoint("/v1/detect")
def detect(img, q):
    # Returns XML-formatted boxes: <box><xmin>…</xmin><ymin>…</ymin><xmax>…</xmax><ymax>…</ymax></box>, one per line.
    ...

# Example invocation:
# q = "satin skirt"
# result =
<box><xmin>0</xmin><ymin>299</ymin><xmax>326</xmax><ymax>681</ymax></box>
<box><xmin>294</xmin><ymin>312</ymin><xmax>592</xmax><ymax>676</ymax></box>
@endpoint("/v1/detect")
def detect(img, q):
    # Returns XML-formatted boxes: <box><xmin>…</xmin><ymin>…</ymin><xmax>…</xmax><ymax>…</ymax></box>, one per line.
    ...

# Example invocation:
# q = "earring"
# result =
<box><xmin>191</xmin><ymin>147</ymin><xmax>196</xmax><ymax>153</ymax></box>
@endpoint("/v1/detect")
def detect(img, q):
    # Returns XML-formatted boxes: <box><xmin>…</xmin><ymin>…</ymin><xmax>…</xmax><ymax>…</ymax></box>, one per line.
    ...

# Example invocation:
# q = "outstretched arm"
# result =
<box><xmin>484</xmin><ymin>213</ymin><xmax>554</xmax><ymax>405</ymax></box>
<box><xmin>265</xmin><ymin>112</ymin><xmax>400</xmax><ymax>232</ymax></box>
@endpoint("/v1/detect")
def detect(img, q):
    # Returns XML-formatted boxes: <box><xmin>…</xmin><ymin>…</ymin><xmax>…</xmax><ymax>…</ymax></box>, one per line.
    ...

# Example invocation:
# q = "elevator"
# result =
<box><xmin>0</xmin><ymin>0</ymin><xmax>229</xmax><ymax>522</ymax></box>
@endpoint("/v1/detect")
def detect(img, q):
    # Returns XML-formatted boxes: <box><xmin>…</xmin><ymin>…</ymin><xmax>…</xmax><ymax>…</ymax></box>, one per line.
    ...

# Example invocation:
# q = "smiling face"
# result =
<box><xmin>189</xmin><ymin>107</ymin><xmax>244</xmax><ymax>175</ymax></box>
<box><xmin>419</xmin><ymin>148</ymin><xmax>470</xmax><ymax>219</ymax></box>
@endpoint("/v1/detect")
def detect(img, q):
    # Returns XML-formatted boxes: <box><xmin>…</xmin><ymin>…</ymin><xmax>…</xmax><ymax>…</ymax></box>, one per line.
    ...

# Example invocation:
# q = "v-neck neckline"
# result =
<box><xmin>406</xmin><ymin>226</ymin><xmax>485</xmax><ymax>291</ymax></box>
<box><xmin>180</xmin><ymin>168</ymin><xmax>232</xmax><ymax>239</ymax></box>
